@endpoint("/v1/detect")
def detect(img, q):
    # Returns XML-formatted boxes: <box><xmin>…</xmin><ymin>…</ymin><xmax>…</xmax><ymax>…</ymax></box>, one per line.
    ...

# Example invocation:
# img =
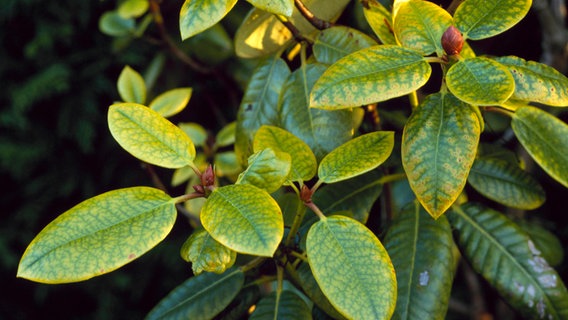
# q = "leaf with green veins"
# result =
<box><xmin>512</xmin><ymin>106</ymin><xmax>568</xmax><ymax>187</ymax></box>
<box><xmin>117</xmin><ymin>65</ymin><xmax>146</xmax><ymax>104</ymax></box>
<box><xmin>297</xmin><ymin>262</ymin><xmax>347</xmax><ymax>320</ymax></box>
<box><xmin>215</xmin><ymin>121</ymin><xmax>236</xmax><ymax>147</ymax></box>
<box><xmin>214</xmin><ymin>151</ymin><xmax>241</xmax><ymax>178</ymax></box>
<box><xmin>393</xmin><ymin>0</ymin><xmax>452</xmax><ymax>56</ymax></box>
<box><xmin>280</xmin><ymin>63</ymin><xmax>354</xmax><ymax>160</ymax></box>
<box><xmin>318</xmin><ymin>131</ymin><xmax>394</xmax><ymax>184</ymax></box>
<box><xmin>180</xmin><ymin>229</ymin><xmax>236</xmax><ymax>275</ymax></box>
<box><xmin>108</xmin><ymin>103</ymin><xmax>196</xmax><ymax>169</ymax></box>
<box><xmin>17</xmin><ymin>187</ymin><xmax>176</xmax><ymax>284</ymax></box>
<box><xmin>384</xmin><ymin>201</ymin><xmax>456</xmax><ymax>320</ymax></box>
<box><xmin>446</xmin><ymin>57</ymin><xmax>514</xmax><ymax>106</ymax></box>
<box><xmin>310</xmin><ymin>45</ymin><xmax>431</xmax><ymax>109</ymax></box>
<box><xmin>236</xmin><ymin>148</ymin><xmax>291</xmax><ymax>193</ymax></box>
<box><xmin>201</xmin><ymin>184</ymin><xmax>283</xmax><ymax>257</ymax></box>
<box><xmin>517</xmin><ymin>221</ymin><xmax>565</xmax><ymax>267</ymax></box>
<box><xmin>235</xmin><ymin>55</ymin><xmax>290</xmax><ymax>165</ymax></box>
<box><xmin>179</xmin><ymin>0</ymin><xmax>238</xmax><ymax>40</ymax></box>
<box><xmin>254</xmin><ymin>125</ymin><xmax>317</xmax><ymax>183</ymax></box>
<box><xmin>362</xmin><ymin>0</ymin><xmax>397</xmax><ymax>45</ymax></box>
<box><xmin>495</xmin><ymin>56</ymin><xmax>568</xmax><ymax>106</ymax></box>
<box><xmin>246</xmin><ymin>0</ymin><xmax>294</xmax><ymax>17</ymax></box>
<box><xmin>402</xmin><ymin>92</ymin><xmax>480</xmax><ymax>219</ymax></box>
<box><xmin>447</xmin><ymin>203</ymin><xmax>568</xmax><ymax>320</ymax></box>
<box><xmin>146</xmin><ymin>267</ymin><xmax>244</xmax><ymax>320</ymax></box>
<box><xmin>179</xmin><ymin>122</ymin><xmax>208</xmax><ymax>147</ymax></box>
<box><xmin>307</xmin><ymin>215</ymin><xmax>396</xmax><ymax>320</ymax></box>
<box><xmin>454</xmin><ymin>0</ymin><xmax>532</xmax><ymax>40</ymax></box>
<box><xmin>467</xmin><ymin>157</ymin><xmax>545</xmax><ymax>210</ymax></box>
<box><xmin>250</xmin><ymin>290</ymin><xmax>312</xmax><ymax>319</ymax></box>
<box><xmin>149</xmin><ymin>87</ymin><xmax>192</xmax><ymax>118</ymax></box>
<box><xmin>313</xmin><ymin>26</ymin><xmax>377</xmax><ymax>65</ymax></box>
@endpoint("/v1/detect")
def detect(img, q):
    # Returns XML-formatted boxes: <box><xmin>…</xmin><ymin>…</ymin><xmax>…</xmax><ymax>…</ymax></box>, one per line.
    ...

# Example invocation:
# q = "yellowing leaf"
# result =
<box><xmin>149</xmin><ymin>87</ymin><xmax>192</xmax><ymax>118</ymax></box>
<box><xmin>313</xmin><ymin>26</ymin><xmax>377</xmax><ymax>65</ymax></box>
<box><xmin>362</xmin><ymin>0</ymin><xmax>397</xmax><ymax>45</ymax></box>
<box><xmin>180</xmin><ymin>229</ymin><xmax>236</xmax><ymax>275</ymax></box>
<box><xmin>118</xmin><ymin>0</ymin><xmax>149</xmax><ymax>18</ymax></box>
<box><xmin>246</xmin><ymin>0</ymin><xmax>294</xmax><ymax>17</ymax></box>
<box><xmin>179</xmin><ymin>0</ymin><xmax>238</xmax><ymax>40</ymax></box>
<box><xmin>117</xmin><ymin>65</ymin><xmax>146</xmax><ymax>104</ymax></box>
<box><xmin>236</xmin><ymin>148</ymin><xmax>291</xmax><ymax>193</ymax></box>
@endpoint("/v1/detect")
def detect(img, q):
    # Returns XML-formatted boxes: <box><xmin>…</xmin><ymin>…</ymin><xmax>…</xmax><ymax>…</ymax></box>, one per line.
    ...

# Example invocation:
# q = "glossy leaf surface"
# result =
<box><xmin>247</xmin><ymin>0</ymin><xmax>294</xmax><ymax>16</ymax></box>
<box><xmin>180</xmin><ymin>229</ymin><xmax>236</xmax><ymax>275</ymax></box>
<box><xmin>313</xmin><ymin>26</ymin><xmax>376</xmax><ymax>65</ymax></box>
<box><xmin>108</xmin><ymin>103</ymin><xmax>196</xmax><ymax>168</ymax></box>
<box><xmin>18</xmin><ymin>187</ymin><xmax>176</xmax><ymax>283</ymax></box>
<box><xmin>250</xmin><ymin>290</ymin><xmax>312</xmax><ymax>319</ymax></box>
<box><xmin>518</xmin><ymin>221</ymin><xmax>565</xmax><ymax>267</ymax></box>
<box><xmin>179</xmin><ymin>0</ymin><xmax>238</xmax><ymax>40</ymax></box>
<box><xmin>149</xmin><ymin>87</ymin><xmax>192</xmax><ymax>118</ymax></box>
<box><xmin>363</xmin><ymin>0</ymin><xmax>397</xmax><ymax>45</ymax></box>
<box><xmin>236</xmin><ymin>148</ymin><xmax>291</xmax><ymax>193</ymax></box>
<box><xmin>297</xmin><ymin>262</ymin><xmax>346</xmax><ymax>320</ymax></box>
<box><xmin>117</xmin><ymin>65</ymin><xmax>146</xmax><ymax>104</ymax></box>
<box><xmin>216</xmin><ymin>121</ymin><xmax>236</xmax><ymax>147</ymax></box>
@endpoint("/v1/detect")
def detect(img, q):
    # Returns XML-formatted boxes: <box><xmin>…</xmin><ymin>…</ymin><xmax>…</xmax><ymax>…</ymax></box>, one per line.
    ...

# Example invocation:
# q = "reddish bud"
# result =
<box><xmin>300</xmin><ymin>185</ymin><xmax>313</xmax><ymax>203</ymax></box>
<box><xmin>201</xmin><ymin>164</ymin><xmax>215</xmax><ymax>187</ymax></box>
<box><xmin>441</xmin><ymin>25</ymin><xmax>463</xmax><ymax>56</ymax></box>
<box><xmin>193</xmin><ymin>185</ymin><xmax>205</xmax><ymax>194</ymax></box>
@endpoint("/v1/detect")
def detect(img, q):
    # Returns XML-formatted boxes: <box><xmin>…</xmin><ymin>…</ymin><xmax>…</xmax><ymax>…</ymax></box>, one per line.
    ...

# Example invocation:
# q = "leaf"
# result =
<box><xmin>447</xmin><ymin>203</ymin><xmax>568</xmax><ymax>320</ymax></box>
<box><xmin>517</xmin><ymin>221</ymin><xmax>565</xmax><ymax>267</ymax></box>
<box><xmin>384</xmin><ymin>201</ymin><xmax>456</xmax><ymax>320</ymax></box>
<box><xmin>17</xmin><ymin>187</ymin><xmax>176</xmax><ymax>283</ymax></box>
<box><xmin>246</xmin><ymin>0</ymin><xmax>294</xmax><ymax>17</ymax></box>
<box><xmin>393</xmin><ymin>0</ymin><xmax>453</xmax><ymax>56</ymax></box>
<box><xmin>512</xmin><ymin>106</ymin><xmax>568</xmax><ymax>187</ymax></box>
<box><xmin>214</xmin><ymin>286</ymin><xmax>261</xmax><ymax>320</ymax></box>
<box><xmin>146</xmin><ymin>267</ymin><xmax>244</xmax><ymax>320</ymax></box>
<box><xmin>99</xmin><ymin>11</ymin><xmax>135</xmax><ymax>37</ymax></box>
<box><xmin>250</xmin><ymin>290</ymin><xmax>312</xmax><ymax>319</ymax></box>
<box><xmin>178</xmin><ymin>122</ymin><xmax>208</xmax><ymax>147</ymax></box>
<box><xmin>454</xmin><ymin>0</ymin><xmax>532</xmax><ymax>40</ymax></box>
<box><xmin>253</xmin><ymin>125</ymin><xmax>317</xmax><ymax>183</ymax></box>
<box><xmin>495</xmin><ymin>56</ymin><xmax>568</xmax><ymax>107</ymax></box>
<box><xmin>216</xmin><ymin>121</ymin><xmax>236</xmax><ymax>147</ymax></box>
<box><xmin>118</xmin><ymin>0</ymin><xmax>149</xmax><ymax>18</ymax></box>
<box><xmin>307</xmin><ymin>215</ymin><xmax>397</xmax><ymax>320</ymax></box>
<box><xmin>201</xmin><ymin>184</ymin><xmax>284</xmax><ymax>257</ymax></box>
<box><xmin>318</xmin><ymin>131</ymin><xmax>394</xmax><ymax>184</ymax></box>
<box><xmin>313</xmin><ymin>26</ymin><xmax>377</xmax><ymax>65</ymax></box>
<box><xmin>467</xmin><ymin>157</ymin><xmax>545</xmax><ymax>210</ymax></box>
<box><xmin>236</xmin><ymin>148</ymin><xmax>291</xmax><ymax>193</ymax></box>
<box><xmin>117</xmin><ymin>65</ymin><xmax>146</xmax><ymax>104</ymax></box>
<box><xmin>402</xmin><ymin>92</ymin><xmax>480</xmax><ymax>218</ymax></box>
<box><xmin>214</xmin><ymin>152</ymin><xmax>241</xmax><ymax>178</ymax></box>
<box><xmin>446</xmin><ymin>57</ymin><xmax>514</xmax><ymax>105</ymax></box>
<box><xmin>108</xmin><ymin>103</ymin><xmax>196</xmax><ymax>169</ymax></box>
<box><xmin>362</xmin><ymin>0</ymin><xmax>397</xmax><ymax>45</ymax></box>
<box><xmin>149</xmin><ymin>87</ymin><xmax>192</xmax><ymax>118</ymax></box>
<box><xmin>310</xmin><ymin>45</ymin><xmax>431</xmax><ymax>109</ymax></box>
<box><xmin>179</xmin><ymin>0</ymin><xmax>238</xmax><ymax>40</ymax></box>
<box><xmin>180</xmin><ymin>229</ymin><xmax>236</xmax><ymax>275</ymax></box>
<box><xmin>297</xmin><ymin>262</ymin><xmax>346</xmax><ymax>320</ymax></box>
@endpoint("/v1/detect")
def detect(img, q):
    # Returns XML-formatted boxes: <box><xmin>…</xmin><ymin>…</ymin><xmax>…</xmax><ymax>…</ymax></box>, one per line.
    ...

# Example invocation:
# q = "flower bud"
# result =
<box><xmin>201</xmin><ymin>164</ymin><xmax>215</xmax><ymax>187</ymax></box>
<box><xmin>300</xmin><ymin>185</ymin><xmax>313</xmax><ymax>203</ymax></box>
<box><xmin>441</xmin><ymin>25</ymin><xmax>463</xmax><ymax>56</ymax></box>
<box><xmin>193</xmin><ymin>185</ymin><xmax>205</xmax><ymax>194</ymax></box>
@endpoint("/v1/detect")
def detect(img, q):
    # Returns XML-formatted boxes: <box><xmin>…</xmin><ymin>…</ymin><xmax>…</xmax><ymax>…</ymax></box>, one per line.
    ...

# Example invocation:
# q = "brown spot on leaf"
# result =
<box><xmin>128</xmin><ymin>253</ymin><xmax>136</xmax><ymax>260</ymax></box>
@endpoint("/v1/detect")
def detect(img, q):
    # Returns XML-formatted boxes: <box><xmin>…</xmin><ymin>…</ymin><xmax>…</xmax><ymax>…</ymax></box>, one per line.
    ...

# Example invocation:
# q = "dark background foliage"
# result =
<box><xmin>1</xmin><ymin>0</ymin><xmax>566</xmax><ymax>319</ymax></box>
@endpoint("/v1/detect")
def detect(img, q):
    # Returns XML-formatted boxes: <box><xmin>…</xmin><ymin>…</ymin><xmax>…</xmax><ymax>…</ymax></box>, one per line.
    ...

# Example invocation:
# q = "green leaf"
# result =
<box><xmin>185</xmin><ymin>23</ymin><xmax>234</xmax><ymax>66</ymax></box>
<box><xmin>384</xmin><ymin>201</ymin><xmax>456</xmax><ymax>320</ymax></box>
<box><xmin>495</xmin><ymin>56</ymin><xmax>568</xmax><ymax>106</ymax></box>
<box><xmin>118</xmin><ymin>0</ymin><xmax>149</xmax><ymax>18</ymax></box>
<box><xmin>517</xmin><ymin>221</ymin><xmax>565</xmax><ymax>267</ymax></box>
<box><xmin>468</xmin><ymin>157</ymin><xmax>545</xmax><ymax>210</ymax></box>
<box><xmin>280</xmin><ymin>63</ymin><xmax>354</xmax><ymax>159</ymax></box>
<box><xmin>313</xmin><ymin>26</ymin><xmax>377</xmax><ymax>65</ymax></box>
<box><xmin>402</xmin><ymin>92</ymin><xmax>480</xmax><ymax>218</ymax></box>
<box><xmin>454</xmin><ymin>0</ymin><xmax>532</xmax><ymax>40</ymax></box>
<box><xmin>179</xmin><ymin>0</ymin><xmax>237</xmax><ymax>40</ymax></box>
<box><xmin>447</xmin><ymin>203</ymin><xmax>568</xmax><ymax>320</ymax></box>
<box><xmin>201</xmin><ymin>184</ymin><xmax>284</xmax><ymax>257</ymax></box>
<box><xmin>216</xmin><ymin>121</ymin><xmax>236</xmax><ymax>147</ymax></box>
<box><xmin>253</xmin><ymin>125</ymin><xmax>317</xmax><ymax>183</ymax></box>
<box><xmin>99</xmin><ymin>11</ymin><xmax>135</xmax><ymax>37</ymax></box>
<box><xmin>393</xmin><ymin>0</ymin><xmax>452</xmax><ymax>56</ymax></box>
<box><xmin>318</xmin><ymin>131</ymin><xmax>394</xmax><ymax>184</ymax></box>
<box><xmin>297</xmin><ymin>262</ymin><xmax>346</xmax><ymax>320</ymax></box>
<box><xmin>117</xmin><ymin>65</ymin><xmax>146</xmax><ymax>104</ymax></box>
<box><xmin>146</xmin><ymin>267</ymin><xmax>244</xmax><ymax>320</ymax></box>
<box><xmin>307</xmin><ymin>215</ymin><xmax>397</xmax><ymax>320</ymax></box>
<box><xmin>310</xmin><ymin>45</ymin><xmax>431</xmax><ymax>109</ymax></box>
<box><xmin>512</xmin><ymin>106</ymin><xmax>568</xmax><ymax>187</ymax></box>
<box><xmin>236</xmin><ymin>148</ymin><xmax>291</xmax><ymax>193</ymax></box>
<box><xmin>149</xmin><ymin>87</ymin><xmax>192</xmax><ymax>118</ymax></box>
<box><xmin>446</xmin><ymin>57</ymin><xmax>514</xmax><ymax>105</ymax></box>
<box><xmin>362</xmin><ymin>0</ymin><xmax>397</xmax><ymax>45</ymax></box>
<box><xmin>178</xmin><ymin>122</ymin><xmax>208</xmax><ymax>147</ymax></box>
<box><xmin>214</xmin><ymin>152</ymin><xmax>241</xmax><ymax>178</ymax></box>
<box><xmin>180</xmin><ymin>229</ymin><xmax>236</xmax><ymax>275</ymax></box>
<box><xmin>246</xmin><ymin>0</ymin><xmax>294</xmax><ymax>17</ymax></box>
<box><xmin>214</xmin><ymin>286</ymin><xmax>261</xmax><ymax>320</ymax></box>
<box><xmin>250</xmin><ymin>290</ymin><xmax>312</xmax><ymax>319</ymax></box>
<box><xmin>17</xmin><ymin>187</ymin><xmax>176</xmax><ymax>283</ymax></box>
<box><xmin>108</xmin><ymin>103</ymin><xmax>196</xmax><ymax>168</ymax></box>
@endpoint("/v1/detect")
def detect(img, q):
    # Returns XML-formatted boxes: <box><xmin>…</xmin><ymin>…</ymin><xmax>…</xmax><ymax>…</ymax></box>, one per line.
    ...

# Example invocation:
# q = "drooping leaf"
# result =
<box><xmin>201</xmin><ymin>184</ymin><xmax>283</xmax><ymax>257</ymax></box>
<box><xmin>146</xmin><ymin>267</ymin><xmax>244</xmax><ymax>320</ymax></box>
<box><xmin>149</xmin><ymin>87</ymin><xmax>192</xmax><ymax>118</ymax></box>
<box><xmin>297</xmin><ymin>262</ymin><xmax>346</xmax><ymax>320</ymax></box>
<box><xmin>180</xmin><ymin>229</ymin><xmax>237</xmax><ymax>275</ymax></box>
<box><xmin>467</xmin><ymin>157</ymin><xmax>545</xmax><ymax>210</ymax></box>
<box><xmin>178</xmin><ymin>122</ymin><xmax>208</xmax><ymax>147</ymax></box>
<box><xmin>393</xmin><ymin>0</ymin><xmax>452</xmax><ymax>56</ymax></box>
<box><xmin>179</xmin><ymin>0</ymin><xmax>238</xmax><ymax>40</ymax></box>
<box><xmin>310</xmin><ymin>45</ymin><xmax>431</xmax><ymax>109</ymax></box>
<box><xmin>362</xmin><ymin>0</ymin><xmax>397</xmax><ymax>45</ymax></box>
<box><xmin>117</xmin><ymin>65</ymin><xmax>146</xmax><ymax>104</ymax></box>
<box><xmin>495</xmin><ymin>56</ymin><xmax>568</xmax><ymax>107</ymax></box>
<box><xmin>446</xmin><ymin>57</ymin><xmax>514</xmax><ymax>105</ymax></box>
<box><xmin>246</xmin><ymin>0</ymin><xmax>294</xmax><ymax>17</ymax></box>
<box><xmin>447</xmin><ymin>203</ymin><xmax>568</xmax><ymax>319</ymax></box>
<box><xmin>253</xmin><ymin>125</ymin><xmax>317</xmax><ymax>183</ymax></box>
<box><xmin>236</xmin><ymin>148</ymin><xmax>291</xmax><ymax>193</ymax></box>
<box><xmin>517</xmin><ymin>220</ymin><xmax>565</xmax><ymax>267</ymax></box>
<box><xmin>118</xmin><ymin>0</ymin><xmax>149</xmax><ymax>18</ymax></box>
<box><xmin>384</xmin><ymin>201</ymin><xmax>456</xmax><ymax>320</ymax></box>
<box><xmin>307</xmin><ymin>215</ymin><xmax>397</xmax><ymax>320</ymax></box>
<box><xmin>99</xmin><ymin>11</ymin><xmax>135</xmax><ymax>37</ymax></box>
<box><xmin>402</xmin><ymin>92</ymin><xmax>480</xmax><ymax>218</ymax></box>
<box><xmin>216</xmin><ymin>121</ymin><xmax>236</xmax><ymax>147</ymax></box>
<box><xmin>453</xmin><ymin>0</ymin><xmax>532</xmax><ymax>40</ymax></box>
<box><xmin>313</xmin><ymin>26</ymin><xmax>377</xmax><ymax>65</ymax></box>
<box><xmin>108</xmin><ymin>103</ymin><xmax>196</xmax><ymax>168</ymax></box>
<box><xmin>250</xmin><ymin>290</ymin><xmax>312</xmax><ymax>319</ymax></box>
<box><xmin>512</xmin><ymin>106</ymin><xmax>568</xmax><ymax>187</ymax></box>
<box><xmin>17</xmin><ymin>187</ymin><xmax>176</xmax><ymax>283</ymax></box>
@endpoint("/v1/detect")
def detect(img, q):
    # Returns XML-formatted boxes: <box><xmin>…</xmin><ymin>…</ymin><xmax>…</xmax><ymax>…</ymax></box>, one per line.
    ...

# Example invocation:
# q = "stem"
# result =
<box><xmin>378</xmin><ymin>172</ymin><xmax>407</xmax><ymax>184</ymax></box>
<box><xmin>408</xmin><ymin>91</ymin><xmax>419</xmax><ymax>110</ymax></box>
<box><xmin>143</xmin><ymin>163</ymin><xmax>168</xmax><ymax>192</ymax></box>
<box><xmin>276</xmin><ymin>15</ymin><xmax>309</xmax><ymax>43</ymax></box>
<box><xmin>172</xmin><ymin>192</ymin><xmax>205</xmax><ymax>204</ymax></box>
<box><xmin>304</xmin><ymin>201</ymin><xmax>326</xmax><ymax>220</ymax></box>
<box><xmin>447</xmin><ymin>0</ymin><xmax>465</xmax><ymax>15</ymax></box>
<box><xmin>294</xmin><ymin>0</ymin><xmax>333</xmax><ymax>30</ymax></box>
<box><xmin>285</xmin><ymin>199</ymin><xmax>307</xmax><ymax>246</ymax></box>
<box><xmin>311</xmin><ymin>179</ymin><xmax>324</xmax><ymax>194</ymax></box>
<box><xmin>240</xmin><ymin>256</ymin><xmax>267</xmax><ymax>273</ymax></box>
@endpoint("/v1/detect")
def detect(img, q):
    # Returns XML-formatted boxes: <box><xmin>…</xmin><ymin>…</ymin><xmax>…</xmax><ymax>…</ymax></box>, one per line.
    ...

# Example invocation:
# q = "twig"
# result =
<box><xmin>276</xmin><ymin>15</ymin><xmax>310</xmax><ymax>43</ymax></box>
<box><xmin>447</xmin><ymin>0</ymin><xmax>465</xmax><ymax>15</ymax></box>
<box><xmin>294</xmin><ymin>0</ymin><xmax>333</xmax><ymax>30</ymax></box>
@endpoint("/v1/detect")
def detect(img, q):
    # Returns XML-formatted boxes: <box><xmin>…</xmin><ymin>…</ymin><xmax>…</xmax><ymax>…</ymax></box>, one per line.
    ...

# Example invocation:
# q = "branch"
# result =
<box><xmin>276</xmin><ymin>15</ymin><xmax>310</xmax><ymax>43</ymax></box>
<box><xmin>294</xmin><ymin>0</ymin><xmax>333</xmax><ymax>30</ymax></box>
